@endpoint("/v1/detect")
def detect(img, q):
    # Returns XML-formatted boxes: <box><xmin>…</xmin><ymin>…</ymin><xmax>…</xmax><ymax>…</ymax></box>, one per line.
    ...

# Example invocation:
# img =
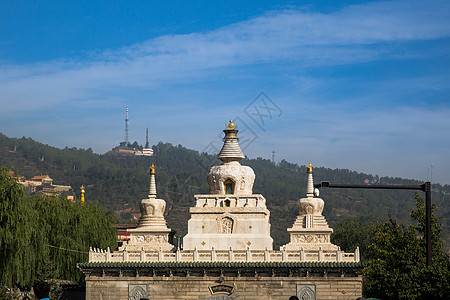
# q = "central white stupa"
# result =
<box><xmin>183</xmin><ymin>121</ymin><xmax>273</xmax><ymax>250</ymax></box>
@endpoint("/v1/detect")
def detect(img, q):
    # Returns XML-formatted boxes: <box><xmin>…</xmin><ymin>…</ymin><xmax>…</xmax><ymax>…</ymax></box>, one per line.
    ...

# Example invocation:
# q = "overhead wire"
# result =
<box><xmin>44</xmin><ymin>244</ymin><xmax>89</xmax><ymax>254</ymax></box>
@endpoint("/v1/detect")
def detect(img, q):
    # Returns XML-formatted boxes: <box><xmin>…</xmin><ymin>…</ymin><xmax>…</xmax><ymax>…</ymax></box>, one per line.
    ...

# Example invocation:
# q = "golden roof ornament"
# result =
<box><xmin>80</xmin><ymin>185</ymin><xmax>85</xmax><ymax>203</ymax></box>
<box><xmin>150</xmin><ymin>164</ymin><xmax>156</xmax><ymax>174</ymax></box>
<box><xmin>225</xmin><ymin>120</ymin><xmax>237</xmax><ymax>130</ymax></box>
<box><xmin>223</xmin><ymin>120</ymin><xmax>238</xmax><ymax>140</ymax></box>
<box><xmin>307</xmin><ymin>163</ymin><xmax>313</xmax><ymax>173</ymax></box>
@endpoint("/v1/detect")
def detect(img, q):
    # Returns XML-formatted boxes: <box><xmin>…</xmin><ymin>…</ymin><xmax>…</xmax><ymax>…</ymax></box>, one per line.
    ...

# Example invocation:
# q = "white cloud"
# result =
<box><xmin>249</xmin><ymin>102</ymin><xmax>450</xmax><ymax>183</ymax></box>
<box><xmin>1</xmin><ymin>0</ymin><xmax>450</xmax><ymax>183</ymax></box>
<box><xmin>1</xmin><ymin>0</ymin><xmax>450</xmax><ymax>114</ymax></box>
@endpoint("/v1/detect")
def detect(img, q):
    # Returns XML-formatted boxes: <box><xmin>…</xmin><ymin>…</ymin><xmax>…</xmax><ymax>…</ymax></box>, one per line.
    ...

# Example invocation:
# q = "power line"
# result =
<box><xmin>44</xmin><ymin>244</ymin><xmax>89</xmax><ymax>254</ymax></box>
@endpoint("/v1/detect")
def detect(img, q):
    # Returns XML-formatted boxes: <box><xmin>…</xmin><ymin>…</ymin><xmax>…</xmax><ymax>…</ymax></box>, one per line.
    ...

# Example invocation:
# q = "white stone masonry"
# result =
<box><xmin>122</xmin><ymin>164</ymin><xmax>175</xmax><ymax>251</ymax></box>
<box><xmin>283</xmin><ymin>163</ymin><xmax>338</xmax><ymax>251</ymax></box>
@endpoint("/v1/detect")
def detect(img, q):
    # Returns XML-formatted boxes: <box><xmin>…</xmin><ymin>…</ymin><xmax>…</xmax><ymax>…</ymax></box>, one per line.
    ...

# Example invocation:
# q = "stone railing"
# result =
<box><xmin>194</xmin><ymin>195</ymin><xmax>266</xmax><ymax>209</ymax></box>
<box><xmin>89</xmin><ymin>246</ymin><xmax>359</xmax><ymax>263</ymax></box>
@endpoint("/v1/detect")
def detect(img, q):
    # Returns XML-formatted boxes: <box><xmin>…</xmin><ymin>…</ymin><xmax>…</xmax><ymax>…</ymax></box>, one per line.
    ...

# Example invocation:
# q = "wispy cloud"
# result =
<box><xmin>1</xmin><ymin>0</ymin><xmax>449</xmax><ymax>183</ymax></box>
<box><xmin>253</xmin><ymin>102</ymin><xmax>450</xmax><ymax>182</ymax></box>
<box><xmin>1</xmin><ymin>0</ymin><xmax>449</xmax><ymax>113</ymax></box>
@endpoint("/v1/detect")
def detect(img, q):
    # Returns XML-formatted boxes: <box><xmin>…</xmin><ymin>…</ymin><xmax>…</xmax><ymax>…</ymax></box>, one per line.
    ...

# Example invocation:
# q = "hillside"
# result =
<box><xmin>1</xmin><ymin>132</ymin><xmax>449</xmax><ymax>249</ymax></box>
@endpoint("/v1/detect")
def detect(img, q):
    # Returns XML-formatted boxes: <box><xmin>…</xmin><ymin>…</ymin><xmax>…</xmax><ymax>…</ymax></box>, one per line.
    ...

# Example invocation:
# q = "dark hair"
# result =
<box><xmin>289</xmin><ymin>297</ymin><xmax>299</xmax><ymax>300</ymax></box>
<box><xmin>33</xmin><ymin>281</ymin><xmax>50</xmax><ymax>299</ymax></box>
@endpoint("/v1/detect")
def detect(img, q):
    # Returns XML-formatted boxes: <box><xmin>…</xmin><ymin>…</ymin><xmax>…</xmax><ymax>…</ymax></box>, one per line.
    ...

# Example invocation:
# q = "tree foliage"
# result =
<box><xmin>331</xmin><ymin>218</ymin><xmax>375</xmax><ymax>261</ymax></box>
<box><xmin>1</xmin><ymin>133</ymin><xmax>449</xmax><ymax>249</ymax></box>
<box><xmin>364</xmin><ymin>194</ymin><xmax>450</xmax><ymax>299</ymax></box>
<box><xmin>0</xmin><ymin>167</ymin><xmax>117</xmax><ymax>288</ymax></box>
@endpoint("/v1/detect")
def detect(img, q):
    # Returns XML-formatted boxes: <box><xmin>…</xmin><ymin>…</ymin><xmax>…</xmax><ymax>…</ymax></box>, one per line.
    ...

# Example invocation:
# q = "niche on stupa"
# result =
<box><xmin>223</xmin><ymin>178</ymin><xmax>235</xmax><ymax>194</ymax></box>
<box><xmin>217</xmin><ymin>214</ymin><xmax>236</xmax><ymax>234</ymax></box>
<box><xmin>140</xmin><ymin>202</ymin><xmax>155</xmax><ymax>216</ymax></box>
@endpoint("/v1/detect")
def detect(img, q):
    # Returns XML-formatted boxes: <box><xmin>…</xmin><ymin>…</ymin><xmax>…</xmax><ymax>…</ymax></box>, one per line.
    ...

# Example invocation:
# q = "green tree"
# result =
<box><xmin>331</xmin><ymin>218</ymin><xmax>375</xmax><ymax>261</ymax></box>
<box><xmin>0</xmin><ymin>167</ymin><xmax>47</xmax><ymax>287</ymax></box>
<box><xmin>0</xmin><ymin>167</ymin><xmax>117</xmax><ymax>288</ymax></box>
<box><xmin>364</xmin><ymin>194</ymin><xmax>450</xmax><ymax>299</ymax></box>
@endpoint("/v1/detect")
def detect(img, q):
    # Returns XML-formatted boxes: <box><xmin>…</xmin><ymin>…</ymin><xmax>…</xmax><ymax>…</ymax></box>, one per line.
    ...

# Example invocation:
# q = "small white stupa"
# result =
<box><xmin>283</xmin><ymin>163</ymin><xmax>338</xmax><ymax>251</ymax></box>
<box><xmin>123</xmin><ymin>164</ymin><xmax>175</xmax><ymax>251</ymax></box>
<box><xmin>183</xmin><ymin>120</ymin><xmax>273</xmax><ymax>250</ymax></box>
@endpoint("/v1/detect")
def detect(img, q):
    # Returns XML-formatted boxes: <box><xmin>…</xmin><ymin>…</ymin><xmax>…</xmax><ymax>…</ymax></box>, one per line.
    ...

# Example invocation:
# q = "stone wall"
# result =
<box><xmin>85</xmin><ymin>276</ymin><xmax>362</xmax><ymax>300</ymax></box>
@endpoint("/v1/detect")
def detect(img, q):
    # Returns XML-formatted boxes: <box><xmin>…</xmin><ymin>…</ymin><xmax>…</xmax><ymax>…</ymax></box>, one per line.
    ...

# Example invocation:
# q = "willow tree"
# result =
<box><xmin>0</xmin><ymin>167</ymin><xmax>47</xmax><ymax>287</ymax></box>
<box><xmin>34</xmin><ymin>195</ymin><xmax>117</xmax><ymax>281</ymax></box>
<box><xmin>0</xmin><ymin>167</ymin><xmax>117</xmax><ymax>287</ymax></box>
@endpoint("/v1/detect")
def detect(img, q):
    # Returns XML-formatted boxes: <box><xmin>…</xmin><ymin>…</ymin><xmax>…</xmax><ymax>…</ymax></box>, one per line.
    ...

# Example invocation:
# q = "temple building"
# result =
<box><xmin>78</xmin><ymin>121</ymin><xmax>363</xmax><ymax>300</ymax></box>
<box><xmin>183</xmin><ymin>121</ymin><xmax>273</xmax><ymax>251</ymax></box>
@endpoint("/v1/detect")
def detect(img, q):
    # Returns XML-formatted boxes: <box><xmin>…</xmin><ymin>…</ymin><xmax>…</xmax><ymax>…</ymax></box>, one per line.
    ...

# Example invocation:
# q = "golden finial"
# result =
<box><xmin>150</xmin><ymin>164</ymin><xmax>156</xmax><ymax>174</ymax></box>
<box><xmin>225</xmin><ymin>120</ymin><xmax>237</xmax><ymax>130</ymax></box>
<box><xmin>307</xmin><ymin>163</ymin><xmax>313</xmax><ymax>173</ymax></box>
<box><xmin>80</xmin><ymin>185</ymin><xmax>85</xmax><ymax>203</ymax></box>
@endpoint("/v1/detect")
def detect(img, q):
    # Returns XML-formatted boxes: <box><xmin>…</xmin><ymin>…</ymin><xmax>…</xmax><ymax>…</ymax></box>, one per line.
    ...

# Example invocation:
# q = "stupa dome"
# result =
<box><xmin>206</xmin><ymin>121</ymin><xmax>255</xmax><ymax>195</ymax></box>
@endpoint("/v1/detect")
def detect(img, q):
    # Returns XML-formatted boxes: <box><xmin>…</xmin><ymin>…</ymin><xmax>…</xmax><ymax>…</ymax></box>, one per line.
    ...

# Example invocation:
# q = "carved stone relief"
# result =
<box><xmin>297</xmin><ymin>284</ymin><xmax>316</xmax><ymax>300</ymax></box>
<box><xmin>133</xmin><ymin>234</ymin><xmax>168</xmax><ymax>244</ymax></box>
<box><xmin>292</xmin><ymin>234</ymin><xmax>329</xmax><ymax>243</ymax></box>
<box><xmin>221</xmin><ymin>217</ymin><xmax>233</xmax><ymax>234</ymax></box>
<box><xmin>129</xmin><ymin>284</ymin><xmax>148</xmax><ymax>300</ymax></box>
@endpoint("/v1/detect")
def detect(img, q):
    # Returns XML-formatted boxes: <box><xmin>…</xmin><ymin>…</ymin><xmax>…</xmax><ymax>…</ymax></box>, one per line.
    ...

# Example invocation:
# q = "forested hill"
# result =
<box><xmin>1</xmin><ymin>132</ymin><xmax>449</xmax><ymax>249</ymax></box>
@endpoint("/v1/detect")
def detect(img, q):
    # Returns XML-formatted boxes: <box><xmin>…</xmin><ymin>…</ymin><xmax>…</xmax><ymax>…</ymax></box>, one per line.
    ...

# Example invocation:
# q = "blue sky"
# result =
<box><xmin>1</xmin><ymin>0</ymin><xmax>450</xmax><ymax>184</ymax></box>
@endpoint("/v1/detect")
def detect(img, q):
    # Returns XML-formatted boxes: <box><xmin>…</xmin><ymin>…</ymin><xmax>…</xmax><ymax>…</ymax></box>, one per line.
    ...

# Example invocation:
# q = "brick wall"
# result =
<box><xmin>85</xmin><ymin>276</ymin><xmax>362</xmax><ymax>300</ymax></box>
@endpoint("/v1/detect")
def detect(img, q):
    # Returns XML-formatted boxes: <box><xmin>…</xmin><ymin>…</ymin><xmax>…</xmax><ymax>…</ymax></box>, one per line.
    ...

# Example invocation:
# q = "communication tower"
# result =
<box><xmin>145</xmin><ymin>127</ymin><xmax>149</xmax><ymax>148</ymax></box>
<box><xmin>125</xmin><ymin>106</ymin><xmax>130</xmax><ymax>145</ymax></box>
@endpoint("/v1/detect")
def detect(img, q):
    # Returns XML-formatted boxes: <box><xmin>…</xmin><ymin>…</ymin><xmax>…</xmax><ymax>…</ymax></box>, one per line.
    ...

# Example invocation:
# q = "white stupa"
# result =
<box><xmin>123</xmin><ymin>164</ymin><xmax>175</xmax><ymax>251</ymax></box>
<box><xmin>183</xmin><ymin>120</ymin><xmax>273</xmax><ymax>250</ymax></box>
<box><xmin>88</xmin><ymin>123</ymin><xmax>360</xmax><ymax>265</ymax></box>
<box><xmin>283</xmin><ymin>163</ymin><xmax>338</xmax><ymax>251</ymax></box>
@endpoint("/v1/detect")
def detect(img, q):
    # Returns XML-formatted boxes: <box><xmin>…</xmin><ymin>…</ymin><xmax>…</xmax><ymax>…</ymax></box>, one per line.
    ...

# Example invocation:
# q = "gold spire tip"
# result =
<box><xmin>307</xmin><ymin>163</ymin><xmax>313</xmax><ymax>173</ymax></box>
<box><xmin>150</xmin><ymin>164</ymin><xmax>156</xmax><ymax>174</ymax></box>
<box><xmin>225</xmin><ymin>120</ymin><xmax>237</xmax><ymax>130</ymax></box>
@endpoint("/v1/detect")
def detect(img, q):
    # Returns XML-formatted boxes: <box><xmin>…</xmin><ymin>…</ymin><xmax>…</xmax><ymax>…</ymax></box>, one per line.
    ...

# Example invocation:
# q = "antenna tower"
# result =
<box><xmin>272</xmin><ymin>150</ymin><xmax>275</xmax><ymax>164</ymax></box>
<box><xmin>145</xmin><ymin>127</ymin><xmax>149</xmax><ymax>148</ymax></box>
<box><xmin>125</xmin><ymin>106</ymin><xmax>130</xmax><ymax>145</ymax></box>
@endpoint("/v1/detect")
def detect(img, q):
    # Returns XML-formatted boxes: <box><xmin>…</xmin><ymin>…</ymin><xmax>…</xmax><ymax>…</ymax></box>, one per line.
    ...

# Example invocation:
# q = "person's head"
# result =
<box><xmin>33</xmin><ymin>281</ymin><xmax>50</xmax><ymax>299</ymax></box>
<box><xmin>289</xmin><ymin>296</ymin><xmax>299</xmax><ymax>300</ymax></box>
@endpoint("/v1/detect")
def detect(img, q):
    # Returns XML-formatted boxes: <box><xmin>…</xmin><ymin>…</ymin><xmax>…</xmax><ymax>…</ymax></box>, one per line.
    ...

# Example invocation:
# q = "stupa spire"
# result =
<box><xmin>218</xmin><ymin>120</ymin><xmax>245</xmax><ymax>163</ymax></box>
<box><xmin>306</xmin><ymin>162</ymin><xmax>314</xmax><ymax>197</ymax></box>
<box><xmin>149</xmin><ymin>164</ymin><xmax>156</xmax><ymax>197</ymax></box>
